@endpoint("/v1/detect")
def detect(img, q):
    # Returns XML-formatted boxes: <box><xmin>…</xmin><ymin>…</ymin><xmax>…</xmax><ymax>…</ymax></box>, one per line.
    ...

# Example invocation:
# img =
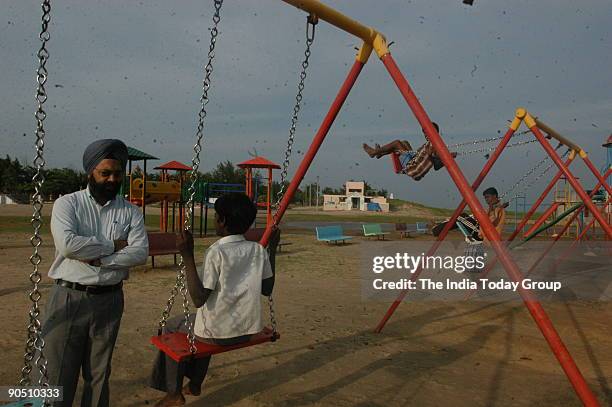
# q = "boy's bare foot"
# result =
<box><xmin>154</xmin><ymin>393</ymin><xmax>185</xmax><ymax>407</ymax></box>
<box><xmin>183</xmin><ymin>382</ymin><xmax>201</xmax><ymax>396</ymax></box>
<box><xmin>363</xmin><ymin>143</ymin><xmax>381</xmax><ymax>158</ymax></box>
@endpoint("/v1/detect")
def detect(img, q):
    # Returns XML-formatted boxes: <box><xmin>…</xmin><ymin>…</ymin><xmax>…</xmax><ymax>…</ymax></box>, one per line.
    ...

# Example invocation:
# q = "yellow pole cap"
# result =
<box><xmin>515</xmin><ymin>108</ymin><xmax>527</xmax><ymax>119</ymax></box>
<box><xmin>355</xmin><ymin>42</ymin><xmax>373</xmax><ymax>63</ymax></box>
<box><xmin>373</xmin><ymin>33</ymin><xmax>389</xmax><ymax>58</ymax></box>
<box><xmin>524</xmin><ymin>113</ymin><xmax>537</xmax><ymax>129</ymax></box>
<box><xmin>509</xmin><ymin>116</ymin><xmax>522</xmax><ymax>131</ymax></box>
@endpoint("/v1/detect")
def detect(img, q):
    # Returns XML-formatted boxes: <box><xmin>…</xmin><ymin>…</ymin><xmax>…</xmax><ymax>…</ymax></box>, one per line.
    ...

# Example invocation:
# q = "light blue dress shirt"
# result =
<box><xmin>48</xmin><ymin>186</ymin><xmax>149</xmax><ymax>285</ymax></box>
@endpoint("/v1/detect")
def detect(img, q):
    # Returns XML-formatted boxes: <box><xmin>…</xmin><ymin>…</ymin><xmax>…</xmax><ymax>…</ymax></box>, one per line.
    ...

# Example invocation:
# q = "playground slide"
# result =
<box><xmin>130</xmin><ymin>178</ymin><xmax>181</xmax><ymax>206</ymax></box>
<box><xmin>523</xmin><ymin>202</ymin><xmax>561</xmax><ymax>238</ymax></box>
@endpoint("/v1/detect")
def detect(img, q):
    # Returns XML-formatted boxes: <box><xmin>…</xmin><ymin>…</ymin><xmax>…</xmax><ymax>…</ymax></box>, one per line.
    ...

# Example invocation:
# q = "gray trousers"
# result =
<box><xmin>149</xmin><ymin>314</ymin><xmax>251</xmax><ymax>395</ymax></box>
<box><xmin>42</xmin><ymin>284</ymin><xmax>124</xmax><ymax>407</ymax></box>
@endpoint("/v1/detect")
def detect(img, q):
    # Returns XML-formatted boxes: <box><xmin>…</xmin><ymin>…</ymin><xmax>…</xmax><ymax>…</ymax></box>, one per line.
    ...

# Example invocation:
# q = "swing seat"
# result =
<box><xmin>151</xmin><ymin>327</ymin><xmax>279</xmax><ymax>362</ymax></box>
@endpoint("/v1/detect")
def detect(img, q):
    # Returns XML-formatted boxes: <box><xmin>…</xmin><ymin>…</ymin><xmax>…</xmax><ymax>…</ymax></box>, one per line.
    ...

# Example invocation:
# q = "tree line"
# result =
<box><xmin>0</xmin><ymin>155</ymin><xmax>387</xmax><ymax>204</ymax></box>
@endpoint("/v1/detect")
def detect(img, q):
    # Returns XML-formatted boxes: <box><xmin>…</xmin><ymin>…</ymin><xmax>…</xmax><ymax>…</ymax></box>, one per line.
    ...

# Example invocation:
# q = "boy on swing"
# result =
<box><xmin>363</xmin><ymin>122</ymin><xmax>458</xmax><ymax>181</ymax></box>
<box><xmin>150</xmin><ymin>193</ymin><xmax>274</xmax><ymax>406</ymax></box>
<box><xmin>432</xmin><ymin>187</ymin><xmax>508</xmax><ymax>239</ymax></box>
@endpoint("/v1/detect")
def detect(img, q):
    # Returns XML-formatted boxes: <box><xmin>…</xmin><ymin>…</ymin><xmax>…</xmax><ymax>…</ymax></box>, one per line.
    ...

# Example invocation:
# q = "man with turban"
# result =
<box><xmin>43</xmin><ymin>139</ymin><xmax>148</xmax><ymax>407</ymax></box>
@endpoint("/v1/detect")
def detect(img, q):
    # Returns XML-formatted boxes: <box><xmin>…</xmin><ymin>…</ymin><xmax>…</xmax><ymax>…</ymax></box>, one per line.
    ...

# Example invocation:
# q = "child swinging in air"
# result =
<box><xmin>150</xmin><ymin>193</ymin><xmax>275</xmax><ymax>407</ymax></box>
<box><xmin>363</xmin><ymin>122</ymin><xmax>457</xmax><ymax>181</ymax></box>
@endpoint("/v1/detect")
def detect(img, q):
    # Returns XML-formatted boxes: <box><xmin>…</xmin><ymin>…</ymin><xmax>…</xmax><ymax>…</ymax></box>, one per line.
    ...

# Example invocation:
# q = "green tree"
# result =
<box><xmin>205</xmin><ymin>161</ymin><xmax>246</xmax><ymax>185</ymax></box>
<box><xmin>43</xmin><ymin>168</ymin><xmax>87</xmax><ymax>197</ymax></box>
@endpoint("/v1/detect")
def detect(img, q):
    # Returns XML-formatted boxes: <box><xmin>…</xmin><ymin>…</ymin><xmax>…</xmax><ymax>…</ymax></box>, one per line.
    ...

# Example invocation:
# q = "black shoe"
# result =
<box><xmin>432</xmin><ymin>156</ymin><xmax>444</xmax><ymax>171</ymax></box>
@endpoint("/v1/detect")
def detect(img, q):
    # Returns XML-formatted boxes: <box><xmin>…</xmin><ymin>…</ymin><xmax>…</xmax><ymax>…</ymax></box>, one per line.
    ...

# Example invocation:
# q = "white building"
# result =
<box><xmin>323</xmin><ymin>181</ymin><xmax>389</xmax><ymax>212</ymax></box>
<box><xmin>0</xmin><ymin>194</ymin><xmax>18</xmax><ymax>205</ymax></box>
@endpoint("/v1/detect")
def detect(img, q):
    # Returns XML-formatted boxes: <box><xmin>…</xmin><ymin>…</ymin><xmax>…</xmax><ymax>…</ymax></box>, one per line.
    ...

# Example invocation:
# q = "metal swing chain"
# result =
<box><xmin>515</xmin><ymin>148</ymin><xmax>571</xmax><ymax>198</ymax></box>
<box><xmin>500</xmin><ymin>146</ymin><xmax>569</xmax><ymax>200</ymax></box>
<box><xmin>158</xmin><ymin>0</ymin><xmax>223</xmax><ymax>355</ymax></box>
<box><xmin>21</xmin><ymin>0</ymin><xmax>51</xmax><ymax>390</ymax></box>
<box><xmin>454</xmin><ymin>136</ymin><xmax>538</xmax><ymax>157</ymax></box>
<box><xmin>272</xmin><ymin>15</ymin><xmax>317</xmax><ymax>225</ymax></box>
<box><xmin>448</xmin><ymin>129</ymin><xmax>532</xmax><ymax>150</ymax></box>
<box><xmin>267</xmin><ymin>16</ymin><xmax>317</xmax><ymax>337</ymax></box>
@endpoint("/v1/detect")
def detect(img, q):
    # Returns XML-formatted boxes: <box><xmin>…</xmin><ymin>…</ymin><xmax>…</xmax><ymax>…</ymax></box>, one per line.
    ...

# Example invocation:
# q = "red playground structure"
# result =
<box><xmin>238</xmin><ymin>156</ymin><xmax>281</xmax><ymax>228</ymax></box>
<box><xmin>254</xmin><ymin>2</ymin><xmax>610</xmax><ymax>406</ymax></box>
<box><xmin>21</xmin><ymin>1</ymin><xmax>610</xmax><ymax>405</ymax></box>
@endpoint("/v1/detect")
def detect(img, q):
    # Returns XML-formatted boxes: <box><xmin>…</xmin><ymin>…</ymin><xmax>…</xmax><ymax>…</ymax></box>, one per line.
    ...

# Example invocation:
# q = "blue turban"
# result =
<box><xmin>82</xmin><ymin>139</ymin><xmax>129</xmax><ymax>174</ymax></box>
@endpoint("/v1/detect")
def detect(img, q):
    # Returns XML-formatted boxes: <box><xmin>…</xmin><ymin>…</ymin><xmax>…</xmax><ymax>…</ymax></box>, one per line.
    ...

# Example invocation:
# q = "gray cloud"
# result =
<box><xmin>1</xmin><ymin>0</ymin><xmax>610</xmax><ymax>207</ymax></box>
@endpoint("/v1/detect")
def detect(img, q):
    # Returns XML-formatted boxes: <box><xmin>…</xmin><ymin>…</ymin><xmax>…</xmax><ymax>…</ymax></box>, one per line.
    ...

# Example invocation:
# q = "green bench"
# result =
<box><xmin>362</xmin><ymin>223</ymin><xmax>390</xmax><ymax>240</ymax></box>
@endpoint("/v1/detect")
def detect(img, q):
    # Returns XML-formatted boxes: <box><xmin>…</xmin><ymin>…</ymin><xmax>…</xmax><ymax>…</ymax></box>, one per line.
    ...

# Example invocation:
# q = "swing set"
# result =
<box><xmin>17</xmin><ymin>1</ymin><xmax>610</xmax><ymax>406</ymax></box>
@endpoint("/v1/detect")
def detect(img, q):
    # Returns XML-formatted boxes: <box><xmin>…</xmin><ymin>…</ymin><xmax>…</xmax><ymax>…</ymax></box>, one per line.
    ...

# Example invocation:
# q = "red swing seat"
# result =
<box><xmin>151</xmin><ymin>327</ymin><xmax>279</xmax><ymax>362</ymax></box>
<box><xmin>151</xmin><ymin>227</ymin><xmax>281</xmax><ymax>362</ymax></box>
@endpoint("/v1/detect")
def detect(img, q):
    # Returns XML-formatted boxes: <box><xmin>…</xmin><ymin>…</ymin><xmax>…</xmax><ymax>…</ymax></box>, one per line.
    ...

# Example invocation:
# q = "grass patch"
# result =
<box><xmin>0</xmin><ymin>216</ymin><xmax>52</xmax><ymax>234</ymax></box>
<box><xmin>388</xmin><ymin>198</ymin><xmax>453</xmax><ymax>217</ymax></box>
<box><xmin>283</xmin><ymin>212</ymin><xmax>425</xmax><ymax>224</ymax></box>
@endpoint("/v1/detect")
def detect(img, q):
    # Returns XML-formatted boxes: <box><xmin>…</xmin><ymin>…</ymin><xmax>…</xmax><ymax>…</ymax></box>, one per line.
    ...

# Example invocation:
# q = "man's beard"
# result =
<box><xmin>88</xmin><ymin>177</ymin><xmax>121</xmax><ymax>203</ymax></box>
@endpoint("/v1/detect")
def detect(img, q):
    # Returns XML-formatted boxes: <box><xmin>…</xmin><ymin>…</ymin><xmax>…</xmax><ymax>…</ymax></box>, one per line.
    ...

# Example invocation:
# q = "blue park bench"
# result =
<box><xmin>415</xmin><ymin>222</ymin><xmax>429</xmax><ymax>234</ymax></box>
<box><xmin>362</xmin><ymin>223</ymin><xmax>390</xmax><ymax>240</ymax></box>
<box><xmin>315</xmin><ymin>225</ymin><xmax>353</xmax><ymax>244</ymax></box>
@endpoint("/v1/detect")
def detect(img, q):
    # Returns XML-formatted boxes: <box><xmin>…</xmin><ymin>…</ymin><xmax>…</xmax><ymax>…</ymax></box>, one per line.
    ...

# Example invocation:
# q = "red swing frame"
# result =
<box><xmin>155</xmin><ymin>1</ymin><xmax>609</xmax><ymax>405</ymax></box>
<box><xmin>261</xmin><ymin>2</ymin><xmax>610</xmax><ymax>405</ymax></box>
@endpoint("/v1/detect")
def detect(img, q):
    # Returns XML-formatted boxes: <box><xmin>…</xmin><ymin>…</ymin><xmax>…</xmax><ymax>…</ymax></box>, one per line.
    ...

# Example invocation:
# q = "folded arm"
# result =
<box><xmin>99</xmin><ymin>207</ymin><xmax>149</xmax><ymax>269</ymax></box>
<box><xmin>51</xmin><ymin>198</ymin><xmax>115</xmax><ymax>260</ymax></box>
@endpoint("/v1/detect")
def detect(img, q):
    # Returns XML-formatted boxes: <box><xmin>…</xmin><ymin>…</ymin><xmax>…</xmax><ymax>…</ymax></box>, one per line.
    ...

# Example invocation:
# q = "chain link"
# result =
<box><xmin>272</xmin><ymin>15</ymin><xmax>317</xmax><ymax>225</ymax></box>
<box><xmin>21</xmin><ymin>0</ymin><xmax>51</xmax><ymax>392</ymax></box>
<box><xmin>157</xmin><ymin>0</ymin><xmax>223</xmax><ymax>355</ymax></box>
<box><xmin>448</xmin><ymin>129</ymin><xmax>531</xmax><ymax>149</ymax></box>
<box><xmin>454</xmin><ymin>136</ymin><xmax>538</xmax><ymax>156</ymax></box>
<box><xmin>267</xmin><ymin>16</ymin><xmax>317</xmax><ymax>336</ymax></box>
<box><xmin>500</xmin><ymin>148</ymin><xmax>569</xmax><ymax>200</ymax></box>
<box><xmin>516</xmin><ymin>148</ymin><xmax>571</xmax><ymax>198</ymax></box>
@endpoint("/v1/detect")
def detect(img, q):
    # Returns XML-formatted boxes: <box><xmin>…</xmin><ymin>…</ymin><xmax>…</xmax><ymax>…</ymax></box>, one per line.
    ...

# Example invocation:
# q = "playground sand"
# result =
<box><xmin>0</xmin><ymin>214</ymin><xmax>610</xmax><ymax>406</ymax></box>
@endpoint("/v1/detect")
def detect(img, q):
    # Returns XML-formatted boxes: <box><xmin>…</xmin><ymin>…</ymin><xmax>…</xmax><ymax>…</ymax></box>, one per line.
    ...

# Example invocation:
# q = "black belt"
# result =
<box><xmin>56</xmin><ymin>279</ymin><xmax>122</xmax><ymax>295</ymax></box>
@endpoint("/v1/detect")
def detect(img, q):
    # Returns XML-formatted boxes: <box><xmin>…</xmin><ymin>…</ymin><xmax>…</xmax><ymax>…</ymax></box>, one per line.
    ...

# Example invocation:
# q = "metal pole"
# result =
<box><xmin>535</xmin><ymin>118</ymin><xmax>583</xmax><ymax>153</ymax></box>
<box><xmin>462</xmin><ymin>165</ymin><xmax>598</xmax><ymax>300</ymax></box>
<box><xmin>143</xmin><ymin>159</ymin><xmax>147</xmax><ymax>224</ymax></box>
<box><xmin>523</xmin><ymin>202</ymin><xmax>561</xmax><ymax>238</ymax></box>
<box><xmin>376</xmin><ymin>124</ymin><xmax>519</xmax><ymax>332</ymax></box>
<box><xmin>260</xmin><ymin>59</ymin><xmax>366</xmax><ymax>247</ymax></box>
<box><xmin>582</xmin><ymin>155</ymin><xmax>612</xmax><ymax>197</ymax></box>
<box><xmin>381</xmin><ymin>53</ymin><xmax>599</xmax><ymax>406</ymax></box>
<box><xmin>537</xmin><ymin>168</ymin><xmax>612</xmax><ymax>271</ymax></box>
<box><xmin>514</xmin><ymin>195</ymin><xmax>518</xmax><ymax>230</ymax></box>
<box><xmin>523</xmin><ymin>194</ymin><xmax>611</xmax><ymax>286</ymax></box>
<box><xmin>507</xmin><ymin>157</ymin><xmax>574</xmax><ymax>243</ymax></box>
<box><xmin>171</xmin><ymin>202</ymin><xmax>176</xmax><ymax>233</ymax></box>
<box><xmin>317</xmin><ymin>175</ymin><xmax>320</xmax><ymax>210</ymax></box>
<box><xmin>527</xmin><ymin>118</ymin><xmax>612</xmax><ymax>238</ymax></box>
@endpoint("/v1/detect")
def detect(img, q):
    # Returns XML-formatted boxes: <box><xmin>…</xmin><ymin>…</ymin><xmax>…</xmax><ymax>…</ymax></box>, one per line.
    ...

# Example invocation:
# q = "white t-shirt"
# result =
<box><xmin>194</xmin><ymin>234</ymin><xmax>274</xmax><ymax>339</ymax></box>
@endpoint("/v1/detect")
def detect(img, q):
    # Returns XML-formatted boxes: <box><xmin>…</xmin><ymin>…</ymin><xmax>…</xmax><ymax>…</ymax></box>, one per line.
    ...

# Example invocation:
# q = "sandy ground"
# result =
<box><xmin>0</xmin><ymin>205</ymin><xmax>611</xmax><ymax>406</ymax></box>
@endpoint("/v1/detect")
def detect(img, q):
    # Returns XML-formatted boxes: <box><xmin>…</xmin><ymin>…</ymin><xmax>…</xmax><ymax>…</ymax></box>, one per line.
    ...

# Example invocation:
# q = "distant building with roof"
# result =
<box><xmin>323</xmin><ymin>181</ymin><xmax>389</xmax><ymax>212</ymax></box>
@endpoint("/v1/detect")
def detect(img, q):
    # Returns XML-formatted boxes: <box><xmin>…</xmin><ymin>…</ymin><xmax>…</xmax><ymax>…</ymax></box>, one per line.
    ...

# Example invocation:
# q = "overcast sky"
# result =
<box><xmin>1</xmin><ymin>0</ymin><xmax>610</xmax><ymax>207</ymax></box>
